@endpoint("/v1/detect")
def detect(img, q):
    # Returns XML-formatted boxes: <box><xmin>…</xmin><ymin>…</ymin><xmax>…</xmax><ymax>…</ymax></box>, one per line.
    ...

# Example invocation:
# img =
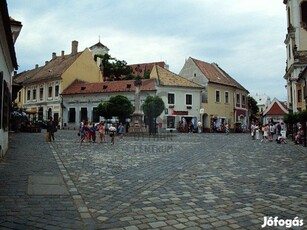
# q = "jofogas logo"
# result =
<box><xmin>261</xmin><ymin>216</ymin><xmax>303</xmax><ymax>228</ymax></box>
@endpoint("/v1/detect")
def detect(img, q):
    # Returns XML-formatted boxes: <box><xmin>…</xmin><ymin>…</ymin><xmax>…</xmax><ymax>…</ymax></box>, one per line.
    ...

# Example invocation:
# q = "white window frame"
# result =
<box><xmin>167</xmin><ymin>92</ymin><xmax>175</xmax><ymax>105</ymax></box>
<box><xmin>215</xmin><ymin>90</ymin><xmax>221</xmax><ymax>103</ymax></box>
<box><xmin>185</xmin><ymin>93</ymin><xmax>193</xmax><ymax>106</ymax></box>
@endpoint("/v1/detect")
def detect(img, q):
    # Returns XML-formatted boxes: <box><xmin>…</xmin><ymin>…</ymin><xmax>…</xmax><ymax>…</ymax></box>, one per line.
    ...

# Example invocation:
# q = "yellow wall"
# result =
<box><xmin>62</xmin><ymin>48</ymin><xmax>102</xmax><ymax>91</ymax></box>
<box><xmin>203</xmin><ymin>84</ymin><xmax>234</xmax><ymax>121</ymax></box>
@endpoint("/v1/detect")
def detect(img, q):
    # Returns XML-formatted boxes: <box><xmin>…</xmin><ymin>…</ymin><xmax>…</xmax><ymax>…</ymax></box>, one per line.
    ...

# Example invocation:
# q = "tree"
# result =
<box><xmin>96</xmin><ymin>95</ymin><xmax>133</xmax><ymax>122</ymax></box>
<box><xmin>142</xmin><ymin>96</ymin><xmax>165</xmax><ymax>133</ymax></box>
<box><xmin>95</xmin><ymin>54</ymin><xmax>132</xmax><ymax>81</ymax></box>
<box><xmin>247</xmin><ymin>95</ymin><xmax>259</xmax><ymax>115</ymax></box>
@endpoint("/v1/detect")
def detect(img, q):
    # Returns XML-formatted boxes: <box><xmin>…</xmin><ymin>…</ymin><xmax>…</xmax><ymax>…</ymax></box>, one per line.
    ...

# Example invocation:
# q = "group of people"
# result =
<box><xmin>79</xmin><ymin>121</ymin><xmax>125</xmax><ymax>145</ymax></box>
<box><xmin>250</xmin><ymin>122</ymin><xmax>287</xmax><ymax>144</ymax></box>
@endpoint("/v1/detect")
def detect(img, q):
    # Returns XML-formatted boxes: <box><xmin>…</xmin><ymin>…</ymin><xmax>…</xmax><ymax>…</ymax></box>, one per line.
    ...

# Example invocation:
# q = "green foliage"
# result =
<box><xmin>247</xmin><ymin>95</ymin><xmax>259</xmax><ymax>115</ymax></box>
<box><xmin>284</xmin><ymin>112</ymin><xmax>299</xmax><ymax>124</ymax></box>
<box><xmin>96</xmin><ymin>95</ymin><xmax>133</xmax><ymax>122</ymax></box>
<box><xmin>142</xmin><ymin>96</ymin><xmax>165</xmax><ymax>118</ymax></box>
<box><xmin>95</xmin><ymin>54</ymin><xmax>132</xmax><ymax>80</ymax></box>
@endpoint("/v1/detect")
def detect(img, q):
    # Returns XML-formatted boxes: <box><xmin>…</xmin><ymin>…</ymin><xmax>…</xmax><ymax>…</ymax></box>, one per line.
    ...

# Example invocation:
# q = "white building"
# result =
<box><xmin>252</xmin><ymin>94</ymin><xmax>271</xmax><ymax>114</ymax></box>
<box><xmin>0</xmin><ymin>1</ymin><xmax>22</xmax><ymax>157</ymax></box>
<box><xmin>283</xmin><ymin>0</ymin><xmax>307</xmax><ymax>112</ymax></box>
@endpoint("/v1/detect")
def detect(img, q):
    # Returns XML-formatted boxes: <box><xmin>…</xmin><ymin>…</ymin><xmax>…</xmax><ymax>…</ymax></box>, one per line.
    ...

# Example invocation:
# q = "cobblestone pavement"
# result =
<box><xmin>1</xmin><ymin>130</ymin><xmax>306</xmax><ymax>229</ymax></box>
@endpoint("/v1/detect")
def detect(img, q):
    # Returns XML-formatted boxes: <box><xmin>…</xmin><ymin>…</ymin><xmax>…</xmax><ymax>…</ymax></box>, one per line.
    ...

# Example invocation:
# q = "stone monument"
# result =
<box><xmin>129</xmin><ymin>66</ymin><xmax>146</xmax><ymax>133</ymax></box>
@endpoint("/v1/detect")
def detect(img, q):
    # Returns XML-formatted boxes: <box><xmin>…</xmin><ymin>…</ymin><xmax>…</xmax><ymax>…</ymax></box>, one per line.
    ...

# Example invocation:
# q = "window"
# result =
<box><xmin>48</xmin><ymin>86</ymin><xmax>53</xmax><ymax>98</ymax></box>
<box><xmin>18</xmin><ymin>91</ymin><xmax>21</xmax><ymax>102</ymax></box>
<box><xmin>40</xmin><ymin>88</ymin><xmax>44</xmax><ymax>101</ymax></box>
<box><xmin>225</xmin><ymin>92</ymin><xmax>229</xmax><ymax>104</ymax></box>
<box><xmin>68</xmin><ymin>108</ymin><xmax>76</xmax><ymax>122</ymax></box>
<box><xmin>298</xmin><ymin>89</ymin><xmax>302</xmax><ymax>102</ymax></box>
<box><xmin>55</xmin><ymin>85</ymin><xmax>59</xmax><ymax>97</ymax></box>
<box><xmin>92</xmin><ymin>107</ymin><xmax>99</xmax><ymax>122</ymax></box>
<box><xmin>167</xmin><ymin>116</ymin><xmax>175</xmax><ymax>129</ymax></box>
<box><xmin>215</xmin><ymin>90</ymin><xmax>220</xmax><ymax>103</ymax></box>
<box><xmin>236</xmin><ymin>93</ymin><xmax>240</xmax><ymax>106</ymax></box>
<box><xmin>186</xmin><ymin>94</ymin><xmax>192</xmax><ymax>105</ymax></box>
<box><xmin>32</xmin><ymin>88</ymin><xmax>37</xmax><ymax>100</ymax></box>
<box><xmin>201</xmin><ymin>91</ymin><xmax>208</xmax><ymax>103</ymax></box>
<box><xmin>242</xmin><ymin>95</ymin><xmax>246</xmax><ymax>107</ymax></box>
<box><xmin>27</xmin><ymin>90</ymin><xmax>31</xmax><ymax>101</ymax></box>
<box><xmin>168</xmin><ymin>93</ymin><xmax>175</xmax><ymax>104</ymax></box>
<box><xmin>301</xmin><ymin>2</ymin><xmax>307</xmax><ymax>29</ymax></box>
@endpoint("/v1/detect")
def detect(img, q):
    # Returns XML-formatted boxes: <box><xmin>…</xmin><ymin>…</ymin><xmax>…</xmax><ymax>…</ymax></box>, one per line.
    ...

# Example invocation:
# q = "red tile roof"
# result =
<box><xmin>191</xmin><ymin>57</ymin><xmax>248</xmax><ymax>92</ymax></box>
<box><xmin>62</xmin><ymin>79</ymin><xmax>156</xmax><ymax>95</ymax></box>
<box><xmin>13</xmin><ymin>52</ymin><xmax>82</xmax><ymax>84</ymax></box>
<box><xmin>129</xmin><ymin>62</ymin><xmax>166</xmax><ymax>77</ymax></box>
<box><xmin>263</xmin><ymin>98</ymin><xmax>288</xmax><ymax>116</ymax></box>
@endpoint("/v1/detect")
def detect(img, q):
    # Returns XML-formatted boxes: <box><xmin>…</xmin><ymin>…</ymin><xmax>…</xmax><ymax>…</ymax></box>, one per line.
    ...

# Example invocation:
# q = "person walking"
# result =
<box><xmin>261</xmin><ymin>124</ymin><xmax>269</xmax><ymax>142</ymax></box>
<box><xmin>97</xmin><ymin>122</ymin><xmax>106</xmax><ymax>143</ymax></box>
<box><xmin>118</xmin><ymin>122</ymin><xmax>125</xmax><ymax>140</ymax></box>
<box><xmin>109</xmin><ymin>124</ymin><xmax>116</xmax><ymax>145</ymax></box>
<box><xmin>46</xmin><ymin>117</ymin><xmax>57</xmax><ymax>142</ymax></box>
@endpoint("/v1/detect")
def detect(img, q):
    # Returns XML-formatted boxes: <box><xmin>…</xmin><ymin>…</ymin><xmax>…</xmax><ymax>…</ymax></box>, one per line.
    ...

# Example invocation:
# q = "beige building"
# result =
<box><xmin>179</xmin><ymin>57</ymin><xmax>249</xmax><ymax>132</ymax></box>
<box><xmin>13</xmin><ymin>40</ymin><xmax>102</xmax><ymax>126</ymax></box>
<box><xmin>283</xmin><ymin>0</ymin><xmax>307</xmax><ymax>112</ymax></box>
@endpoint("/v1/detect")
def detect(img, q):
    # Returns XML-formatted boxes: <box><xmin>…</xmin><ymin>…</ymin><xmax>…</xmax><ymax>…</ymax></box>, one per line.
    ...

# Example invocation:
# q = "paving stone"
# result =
<box><xmin>1</xmin><ymin>131</ymin><xmax>307</xmax><ymax>229</ymax></box>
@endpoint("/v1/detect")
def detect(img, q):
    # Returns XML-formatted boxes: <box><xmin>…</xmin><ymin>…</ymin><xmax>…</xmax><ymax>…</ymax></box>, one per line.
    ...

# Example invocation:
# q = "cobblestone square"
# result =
<box><xmin>0</xmin><ymin>130</ymin><xmax>306</xmax><ymax>229</ymax></box>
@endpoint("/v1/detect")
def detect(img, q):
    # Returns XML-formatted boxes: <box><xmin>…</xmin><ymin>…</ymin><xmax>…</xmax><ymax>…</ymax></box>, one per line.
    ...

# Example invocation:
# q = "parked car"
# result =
<box><xmin>33</xmin><ymin>120</ymin><xmax>48</xmax><ymax>129</ymax></box>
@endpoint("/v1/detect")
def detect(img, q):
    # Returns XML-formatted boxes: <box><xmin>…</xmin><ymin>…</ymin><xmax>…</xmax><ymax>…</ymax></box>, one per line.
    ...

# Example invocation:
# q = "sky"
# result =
<box><xmin>7</xmin><ymin>0</ymin><xmax>287</xmax><ymax>100</ymax></box>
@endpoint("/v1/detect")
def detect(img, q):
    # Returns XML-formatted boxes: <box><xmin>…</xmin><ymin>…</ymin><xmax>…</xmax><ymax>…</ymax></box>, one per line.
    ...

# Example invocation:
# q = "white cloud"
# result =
<box><xmin>8</xmin><ymin>0</ymin><xmax>287</xmax><ymax>100</ymax></box>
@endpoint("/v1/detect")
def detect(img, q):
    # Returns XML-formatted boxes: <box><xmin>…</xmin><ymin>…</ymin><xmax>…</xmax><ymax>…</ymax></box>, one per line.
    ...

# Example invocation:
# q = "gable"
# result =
<box><xmin>263</xmin><ymin>98</ymin><xmax>288</xmax><ymax>116</ymax></box>
<box><xmin>151</xmin><ymin>64</ymin><xmax>203</xmax><ymax>88</ymax></box>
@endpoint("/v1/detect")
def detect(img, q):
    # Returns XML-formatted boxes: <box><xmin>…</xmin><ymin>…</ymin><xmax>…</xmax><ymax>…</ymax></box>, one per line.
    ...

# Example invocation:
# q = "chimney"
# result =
<box><xmin>35</xmin><ymin>64</ymin><xmax>39</xmax><ymax>69</ymax></box>
<box><xmin>61</xmin><ymin>50</ymin><xmax>65</xmax><ymax>58</ymax></box>
<box><xmin>45</xmin><ymin>61</ymin><xmax>49</xmax><ymax>65</ymax></box>
<box><xmin>52</xmin><ymin>52</ymin><xmax>56</xmax><ymax>60</ymax></box>
<box><xmin>71</xmin><ymin>40</ymin><xmax>78</xmax><ymax>55</ymax></box>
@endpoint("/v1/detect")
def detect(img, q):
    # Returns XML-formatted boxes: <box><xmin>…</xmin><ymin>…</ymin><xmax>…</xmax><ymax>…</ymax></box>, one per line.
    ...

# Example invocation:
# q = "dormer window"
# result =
<box><xmin>103</xmin><ymin>85</ymin><xmax>108</xmax><ymax>89</ymax></box>
<box><xmin>81</xmin><ymin>86</ymin><xmax>86</xmax><ymax>90</ymax></box>
<box><xmin>127</xmin><ymin>84</ymin><xmax>131</xmax><ymax>89</ymax></box>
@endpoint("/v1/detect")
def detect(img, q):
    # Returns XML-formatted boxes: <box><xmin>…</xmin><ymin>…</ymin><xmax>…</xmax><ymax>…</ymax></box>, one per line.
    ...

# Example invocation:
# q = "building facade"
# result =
<box><xmin>283</xmin><ymin>0</ymin><xmax>307</xmax><ymax>112</ymax></box>
<box><xmin>262</xmin><ymin>98</ymin><xmax>288</xmax><ymax>125</ymax></box>
<box><xmin>179</xmin><ymin>57</ymin><xmax>249</xmax><ymax>132</ymax></box>
<box><xmin>0</xmin><ymin>0</ymin><xmax>22</xmax><ymax>156</ymax></box>
<box><xmin>13</xmin><ymin>41</ymin><xmax>102</xmax><ymax>127</ymax></box>
<box><xmin>61</xmin><ymin>79</ymin><xmax>156</xmax><ymax>129</ymax></box>
<box><xmin>150</xmin><ymin>64</ymin><xmax>203</xmax><ymax>132</ymax></box>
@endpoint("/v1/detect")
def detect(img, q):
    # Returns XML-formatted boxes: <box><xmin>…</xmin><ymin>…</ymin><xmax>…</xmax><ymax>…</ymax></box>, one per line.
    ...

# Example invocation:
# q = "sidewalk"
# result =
<box><xmin>0</xmin><ymin>132</ymin><xmax>87</xmax><ymax>230</ymax></box>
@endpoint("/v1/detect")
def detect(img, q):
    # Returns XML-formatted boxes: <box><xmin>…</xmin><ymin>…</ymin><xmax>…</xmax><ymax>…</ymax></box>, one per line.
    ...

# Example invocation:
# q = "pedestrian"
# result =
<box><xmin>90</xmin><ymin>122</ymin><xmax>97</xmax><ymax>143</ymax></box>
<box><xmin>261</xmin><ymin>124</ymin><xmax>269</xmax><ymax>142</ymax></box>
<box><xmin>250</xmin><ymin>122</ymin><xmax>256</xmax><ymax>140</ymax></box>
<box><xmin>255</xmin><ymin>123</ymin><xmax>260</xmax><ymax>140</ymax></box>
<box><xmin>118</xmin><ymin>122</ymin><xmax>125</xmax><ymax>140</ymax></box>
<box><xmin>46</xmin><ymin>117</ymin><xmax>57</xmax><ymax>142</ymax></box>
<box><xmin>269</xmin><ymin>123</ymin><xmax>275</xmax><ymax>141</ymax></box>
<box><xmin>225</xmin><ymin>123</ymin><xmax>229</xmax><ymax>135</ymax></box>
<box><xmin>79</xmin><ymin>123</ymin><xmax>86</xmax><ymax>146</ymax></box>
<box><xmin>109</xmin><ymin>124</ymin><xmax>116</xmax><ymax>145</ymax></box>
<box><xmin>97</xmin><ymin>122</ymin><xmax>105</xmax><ymax>143</ymax></box>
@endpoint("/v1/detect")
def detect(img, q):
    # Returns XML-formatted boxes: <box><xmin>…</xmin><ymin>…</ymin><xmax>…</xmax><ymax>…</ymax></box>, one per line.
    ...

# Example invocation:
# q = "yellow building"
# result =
<box><xmin>13</xmin><ymin>40</ymin><xmax>102</xmax><ymax>126</ymax></box>
<box><xmin>179</xmin><ymin>57</ymin><xmax>249</xmax><ymax>132</ymax></box>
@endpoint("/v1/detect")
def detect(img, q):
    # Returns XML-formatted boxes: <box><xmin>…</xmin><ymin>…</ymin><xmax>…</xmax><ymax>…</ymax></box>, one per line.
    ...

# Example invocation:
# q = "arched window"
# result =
<box><xmin>301</xmin><ymin>1</ymin><xmax>307</xmax><ymax>29</ymax></box>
